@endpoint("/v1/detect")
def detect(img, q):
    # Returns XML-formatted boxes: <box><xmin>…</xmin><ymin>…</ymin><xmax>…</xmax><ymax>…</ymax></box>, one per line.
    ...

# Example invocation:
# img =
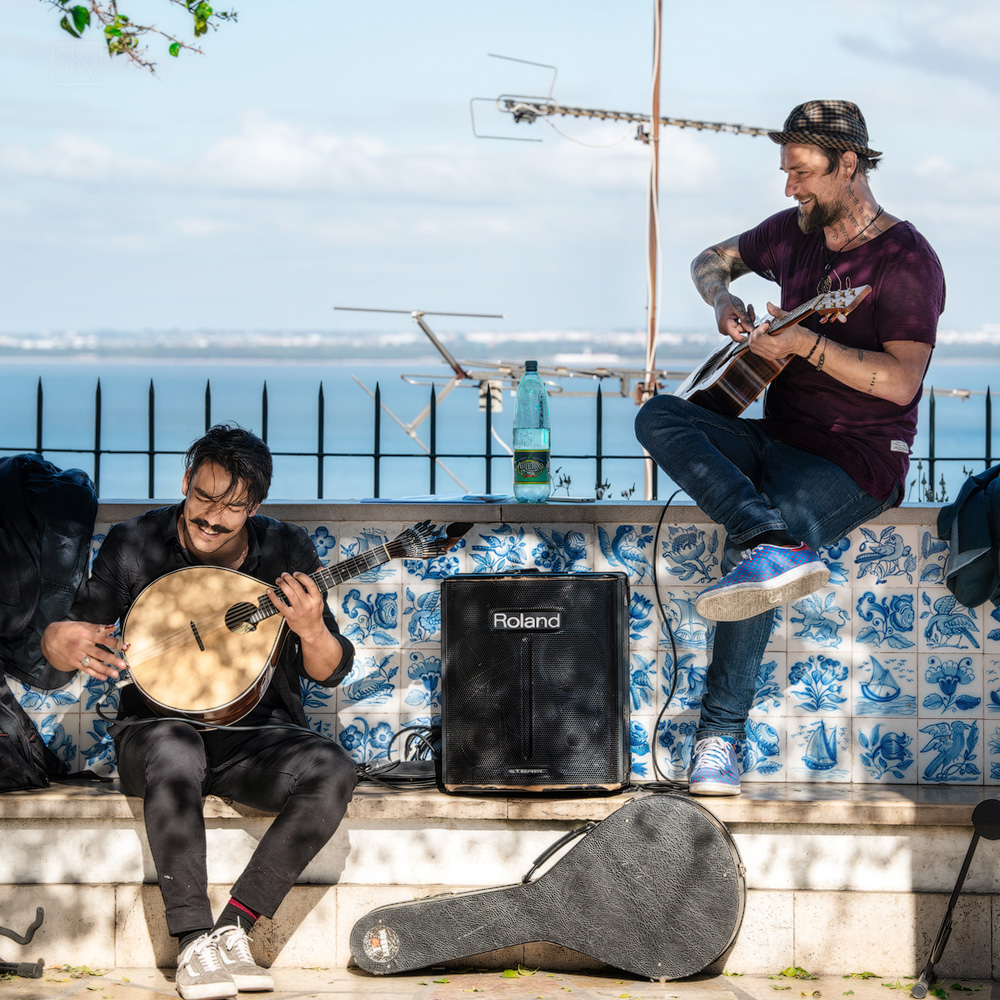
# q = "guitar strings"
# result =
<box><xmin>124</xmin><ymin>539</ymin><xmax>416</xmax><ymax>668</ymax></box>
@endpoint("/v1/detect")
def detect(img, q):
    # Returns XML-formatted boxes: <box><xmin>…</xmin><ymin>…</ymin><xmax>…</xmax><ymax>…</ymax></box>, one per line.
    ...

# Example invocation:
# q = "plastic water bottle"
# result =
<box><xmin>512</xmin><ymin>360</ymin><xmax>551</xmax><ymax>503</ymax></box>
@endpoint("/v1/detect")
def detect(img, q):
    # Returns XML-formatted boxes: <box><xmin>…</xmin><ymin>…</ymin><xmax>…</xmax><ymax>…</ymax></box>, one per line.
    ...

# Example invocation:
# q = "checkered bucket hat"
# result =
<box><xmin>768</xmin><ymin>99</ymin><xmax>882</xmax><ymax>158</ymax></box>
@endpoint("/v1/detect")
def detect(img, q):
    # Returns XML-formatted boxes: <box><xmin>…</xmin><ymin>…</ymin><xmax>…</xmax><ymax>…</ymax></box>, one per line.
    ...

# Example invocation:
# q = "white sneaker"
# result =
<box><xmin>215</xmin><ymin>925</ymin><xmax>274</xmax><ymax>992</ymax></box>
<box><xmin>175</xmin><ymin>931</ymin><xmax>237</xmax><ymax>1000</ymax></box>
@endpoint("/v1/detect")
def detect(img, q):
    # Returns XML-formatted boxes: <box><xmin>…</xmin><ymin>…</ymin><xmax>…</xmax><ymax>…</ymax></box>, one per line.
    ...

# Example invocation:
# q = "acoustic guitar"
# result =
<box><xmin>118</xmin><ymin>519</ymin><xmax>471</xmax><ymax>726</ymax></box>
<box><xmin>674</xmin><ymin>284</ymin><xmax>871</xmax><ymax>416</ymax></box>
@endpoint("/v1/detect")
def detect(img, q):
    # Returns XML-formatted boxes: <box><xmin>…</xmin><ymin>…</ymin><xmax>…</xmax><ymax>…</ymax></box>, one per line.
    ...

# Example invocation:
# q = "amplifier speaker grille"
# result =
<box><xmin>440</xmin><ymin>572</ymin><xmax>630</xmax><ymax>793</ymax></box>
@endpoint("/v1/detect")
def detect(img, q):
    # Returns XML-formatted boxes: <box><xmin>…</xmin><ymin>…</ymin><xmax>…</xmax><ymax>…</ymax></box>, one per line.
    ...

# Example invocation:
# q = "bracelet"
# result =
<box><xmin>804</xmin><ymin>332</ymin><xmax>822</xmax><ymax>363</ymax></box>
<box><xmin>816</xmin><ymin>337</ymin><xmax>828</xmax><ymax>372</ymax></box>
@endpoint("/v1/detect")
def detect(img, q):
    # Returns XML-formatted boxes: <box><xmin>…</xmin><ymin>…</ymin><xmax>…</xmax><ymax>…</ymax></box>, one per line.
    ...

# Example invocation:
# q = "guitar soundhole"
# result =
<box><xmin>226</xmin><ymin>602</ymin><xmax>259</xmax><ymax>634</ymax></box>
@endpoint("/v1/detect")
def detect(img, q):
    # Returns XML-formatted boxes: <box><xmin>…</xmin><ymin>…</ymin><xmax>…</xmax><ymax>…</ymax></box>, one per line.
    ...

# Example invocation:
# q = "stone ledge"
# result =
<box><xmin>2</xmin><ymin>780</ymin><xmax>990</xmax><ymax>829</ymax></box>
<box><xmin>94</xmin><ymin>499</ymin><xmax>942</xmax><ymax>526</ymax></box>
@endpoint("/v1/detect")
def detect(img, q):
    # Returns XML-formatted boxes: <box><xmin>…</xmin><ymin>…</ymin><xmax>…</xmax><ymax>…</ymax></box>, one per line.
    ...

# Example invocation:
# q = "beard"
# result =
<box><xmin>796</xmin><ymin>194</ymin><xmax>846</xmax><ymax>234</ymax></box>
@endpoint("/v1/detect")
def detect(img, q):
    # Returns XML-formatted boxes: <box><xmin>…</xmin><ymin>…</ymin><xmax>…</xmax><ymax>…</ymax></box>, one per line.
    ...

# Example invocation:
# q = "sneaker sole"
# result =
<box><xmin>695</xmin><ymin>562</ymin><xmax>830</xmax><ymax>622</ymax></box>
<box><xmin>229</xmin><ymin>973</ymin><xmax>274</xmax><ymax>992</ymax></box>
<box><xmin>176</xmin><ymin>981</ymin><xmax>238</xmax><ymax>1000</ymax></box>
<box><xmin>688</xmin><ymin>781</ymin><xmax>741</xmax><ymax>796</ymax></box>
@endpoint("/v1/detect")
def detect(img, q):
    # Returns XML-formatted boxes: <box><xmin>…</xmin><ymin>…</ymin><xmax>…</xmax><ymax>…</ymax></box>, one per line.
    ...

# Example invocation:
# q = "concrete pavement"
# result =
<box><xmin>1</xmin><ymin>964</ymin><xmax>992</xmax><ymax>1000</ymax></box>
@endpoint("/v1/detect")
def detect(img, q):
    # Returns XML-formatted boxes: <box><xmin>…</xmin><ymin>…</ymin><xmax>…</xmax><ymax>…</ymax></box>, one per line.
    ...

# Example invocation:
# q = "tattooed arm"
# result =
<box><xmin>690</xmin><ymin>235</ymin><xmax>757</xmax><ymax>343</ymax></box>
<box><xmin>748</xmin><ymin>301</ymin><xmax>932</xmax><ymax>406</ymax></box>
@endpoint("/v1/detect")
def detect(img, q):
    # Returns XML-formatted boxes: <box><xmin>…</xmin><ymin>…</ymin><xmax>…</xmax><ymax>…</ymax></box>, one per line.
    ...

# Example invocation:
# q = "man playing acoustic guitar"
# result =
<box><xmin>41</xmin><ymin>424</ymin><xmax>358</xmax><ymax>999</ymax></box>
<box><xmin>635</xmin><ymin>100</ymin><xmax>945</xmax><ymax>795</ymax></box>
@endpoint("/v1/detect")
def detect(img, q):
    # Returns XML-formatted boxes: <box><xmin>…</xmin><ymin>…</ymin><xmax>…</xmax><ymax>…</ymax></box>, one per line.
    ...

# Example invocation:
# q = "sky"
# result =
<box><xmin>2</xmin><ymin>0</ymin><xmax>999</xmax><ymax>346</ymax></box>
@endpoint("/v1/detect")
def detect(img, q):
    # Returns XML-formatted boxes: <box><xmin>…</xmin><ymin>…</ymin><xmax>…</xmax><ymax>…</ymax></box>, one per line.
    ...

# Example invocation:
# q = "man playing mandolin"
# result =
<box><xmin>41</xmin><ymin>424</ymin><xmax>358</xmax><ymax>999</ymax></box>
<box><xmin>635</xmin><ymin>100</ymin><xmax>945</xmax><ymax>795</ymax></box>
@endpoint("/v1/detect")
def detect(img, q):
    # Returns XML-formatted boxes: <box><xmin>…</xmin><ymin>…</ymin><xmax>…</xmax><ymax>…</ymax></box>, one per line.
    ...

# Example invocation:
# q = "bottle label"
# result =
<box><xmin>514</xmin><ymin>449</ymin><xmax>550</xmax><ymax>484</ymax></box>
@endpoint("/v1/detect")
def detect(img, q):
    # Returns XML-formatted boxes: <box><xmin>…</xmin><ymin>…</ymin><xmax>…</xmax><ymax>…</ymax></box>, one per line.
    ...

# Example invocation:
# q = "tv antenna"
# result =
<box><xmin>469</xmin><ymin>1</ymin><xmax>774</xmax><ymax>496</ymax></box>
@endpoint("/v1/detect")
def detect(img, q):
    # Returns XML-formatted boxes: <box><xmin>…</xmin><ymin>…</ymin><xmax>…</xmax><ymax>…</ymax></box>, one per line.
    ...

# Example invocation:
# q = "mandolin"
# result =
<box><xmin>117</xmin><ymin>519</ymin><xmax>471</xmax><ymax>726</ymax></box>
<box><xmin>674</xmin><ymin>284</ymin><xmax>871</xmax><ymax>416</ymax></box>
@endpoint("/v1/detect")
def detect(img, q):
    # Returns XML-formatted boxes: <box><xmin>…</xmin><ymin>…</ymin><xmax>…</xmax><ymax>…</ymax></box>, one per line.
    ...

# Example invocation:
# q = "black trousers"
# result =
<box><xmin>115</xmin><ymin>719</ymin><xmax>357</xmax><ymax>937</ymax></box>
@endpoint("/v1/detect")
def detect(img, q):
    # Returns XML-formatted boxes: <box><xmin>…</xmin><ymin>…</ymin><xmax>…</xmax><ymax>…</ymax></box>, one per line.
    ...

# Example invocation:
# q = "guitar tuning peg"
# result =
<box><xmin>836</xmin><ymin>312</ymin><xmax>848</xmax><ymax>323</ymax></box>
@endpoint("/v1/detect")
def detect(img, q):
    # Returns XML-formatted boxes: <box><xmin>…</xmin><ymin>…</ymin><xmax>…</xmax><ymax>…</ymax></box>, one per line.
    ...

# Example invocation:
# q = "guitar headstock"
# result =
<box><xmin>814</xmin><ymin>284</ymin><xmax>872</xmax><ymax>324</ymax></box>
<box><xmin>393</xmin><ymin>519</ymin><xmax>473</xmax><ymax>560</ymax></box>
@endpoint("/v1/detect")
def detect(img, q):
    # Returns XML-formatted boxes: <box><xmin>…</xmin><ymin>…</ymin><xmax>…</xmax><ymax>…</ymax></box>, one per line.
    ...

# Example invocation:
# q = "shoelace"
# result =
<box><xmin>219</xmin><ymin>927</ymin><xmax>255</xmax><ymax>963</ymax></box>
<box><xmin>693</xmin><ymin>738</ymin><xmax>733</xmax><ymax>772</ymax></box>
<box><xmin>184</xmin><ymin>933</ymin><xmax>226</xmax><ymax>973</ymax></box>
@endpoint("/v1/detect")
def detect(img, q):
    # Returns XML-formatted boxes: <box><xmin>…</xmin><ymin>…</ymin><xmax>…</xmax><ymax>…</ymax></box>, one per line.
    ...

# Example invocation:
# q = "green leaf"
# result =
<box><xmin>782</xmin><ymin>968</ymin><xmax>818</xmax><ymax>981</ymax></box>
<box><xmin>169</xmin><ymin>42</ymin><xmax>182</xmax><ymax>56</ymax></box>
<box><xmin>70</xmin><ymin>5</ymin><xmax>90</xmax><ymax>33</ymax></box>
<box><xmin>104</xmin><ymin>26</ymin><xmax>122</xmax><ymax>37</ymax></box>
<box><xmin>844</xmin><ymin>992</ymin><xmax>855</xmax><ymax>996</ymax></box>
<box><xmin>59</xmin><ymin>15</ymin><xmax>81</xmax><ymax>38</ymax></box>
<box><xmin>771</xmin><ymin>988</ymin><xmax>791</xmax><ymax>992</ymax></box>
<box><xmin>844</xmin><ymin>973</ymin><xmax>881</xmax><ymax>980</ymax></box>
<box><xmin>501</xmin><ymin>970</ymin><xmax>520</xmax><ymax>978</ymax></box>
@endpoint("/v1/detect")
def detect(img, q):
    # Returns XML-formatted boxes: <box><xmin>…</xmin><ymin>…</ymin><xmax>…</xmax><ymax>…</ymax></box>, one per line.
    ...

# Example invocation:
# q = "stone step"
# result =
<box><xmin>1</xmin><ymin>783</ymin><xmax>998</xmax><ymax>978</ymax></box>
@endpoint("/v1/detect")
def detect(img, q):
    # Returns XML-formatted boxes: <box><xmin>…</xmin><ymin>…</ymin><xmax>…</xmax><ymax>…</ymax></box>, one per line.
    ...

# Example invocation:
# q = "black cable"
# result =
<box><xmin>96</xmin><ymin>694</ymin><xmax>442</xmax><ymax>790</ymax></box>
<box><xmin>630</xmin><ymin>489</ymin><xmax>689</xmax><ymax>794</ymax></box>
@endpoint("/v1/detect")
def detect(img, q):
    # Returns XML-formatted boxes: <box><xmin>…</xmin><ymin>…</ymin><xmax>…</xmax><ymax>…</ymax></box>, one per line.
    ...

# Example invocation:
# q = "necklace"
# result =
<box><xmin>817</xmin><ymin>206</ymin><xmax>883</xmax><ymax>293</ymax></box>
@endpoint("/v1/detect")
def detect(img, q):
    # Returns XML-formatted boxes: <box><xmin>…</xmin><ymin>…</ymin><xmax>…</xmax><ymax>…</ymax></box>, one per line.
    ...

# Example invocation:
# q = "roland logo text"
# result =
<box><xmin>491</xmin><ymin>610</ymin><xmax>562</xmax><ymax>630</ymax></box>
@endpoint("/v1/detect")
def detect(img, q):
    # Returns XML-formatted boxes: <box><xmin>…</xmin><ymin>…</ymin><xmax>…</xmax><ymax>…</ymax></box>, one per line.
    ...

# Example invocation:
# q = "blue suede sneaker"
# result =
<box><xmin>688</xmin><ymin>736</ymin><xmax>741</xmax><ymax>796</ymax></box>
<box><xmin>695</xmin><ymin>542</ymin><xmax>829</xmax><ymax>622</ymax></box>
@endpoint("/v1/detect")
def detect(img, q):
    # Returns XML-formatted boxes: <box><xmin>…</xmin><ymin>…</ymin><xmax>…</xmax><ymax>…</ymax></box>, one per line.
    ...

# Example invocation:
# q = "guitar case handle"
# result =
<box><xmin>520</xmin><ymin>821</ymin><xmax>597</xmax><ymax>884</ymax></box>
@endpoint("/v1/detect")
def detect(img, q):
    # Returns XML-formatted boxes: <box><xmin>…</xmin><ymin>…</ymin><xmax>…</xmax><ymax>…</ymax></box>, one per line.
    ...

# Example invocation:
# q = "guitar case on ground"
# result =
<box><xmin>350</xmin><ymin>792</ymin><xmax>746</xmax><ymax>981</ymax></box>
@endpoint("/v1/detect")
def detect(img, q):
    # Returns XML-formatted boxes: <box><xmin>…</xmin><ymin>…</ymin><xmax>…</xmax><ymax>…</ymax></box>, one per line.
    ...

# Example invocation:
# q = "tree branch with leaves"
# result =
<box><xmin>46</xmin><ymin>0</ymin><xmax>237</xmax><ymax>73</ymax></box>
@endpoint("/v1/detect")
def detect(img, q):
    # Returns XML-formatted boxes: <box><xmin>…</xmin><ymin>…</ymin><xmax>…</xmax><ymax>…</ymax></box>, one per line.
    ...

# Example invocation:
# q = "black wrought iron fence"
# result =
<box><xmin>2</xmin><ymin>376</ymin><xmax>995</xmax><ymax>501</ymax></box>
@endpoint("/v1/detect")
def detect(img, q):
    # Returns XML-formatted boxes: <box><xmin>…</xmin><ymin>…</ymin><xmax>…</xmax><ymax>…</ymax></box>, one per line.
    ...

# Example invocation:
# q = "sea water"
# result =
<box><xmin>0</xmin><ymin>349</ymin><xmax>997</xmax><ymax>502</ymax></box>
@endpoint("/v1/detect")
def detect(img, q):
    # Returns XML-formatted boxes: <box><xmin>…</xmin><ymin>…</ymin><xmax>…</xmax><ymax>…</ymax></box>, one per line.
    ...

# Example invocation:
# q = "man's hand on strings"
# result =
<box><xmin>40</xmin><ymin>621</ymin><xmax>125</xmax><ymax>680</ymax></box>
<box><xmin>747</xmin><ymin>301</ymin><xmax>810</xmax><ymax>362</ymax></box>
<box><xmin>714</xmin><ymin>291</ymin><xmax>761</xmax><ymax>343</ymax></box>
<box><xmin>268</xmin><ymin>572</ymin><xmax>328</xmax><ymax>645</ymax></box>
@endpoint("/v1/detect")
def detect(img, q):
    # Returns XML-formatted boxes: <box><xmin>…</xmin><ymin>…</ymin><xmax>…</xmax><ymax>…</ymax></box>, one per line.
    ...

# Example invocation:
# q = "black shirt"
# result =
<box><xmin>69</xmin><ymin>502</ymin><xmax>354</xmax><ymax>726</ymax></box>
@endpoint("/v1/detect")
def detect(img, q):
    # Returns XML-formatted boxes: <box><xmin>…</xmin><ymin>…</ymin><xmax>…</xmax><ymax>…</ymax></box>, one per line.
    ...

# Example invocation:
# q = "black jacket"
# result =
<box><xmin>0</xmin><ymin>454</ymin><xmax>97</xmax><ymax>689</ymax></box>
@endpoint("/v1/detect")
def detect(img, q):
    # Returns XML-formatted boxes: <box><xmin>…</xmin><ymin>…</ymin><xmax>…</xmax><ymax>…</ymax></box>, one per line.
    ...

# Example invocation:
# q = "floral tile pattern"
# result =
<box><xmin>786</xmin><ymin>652</ymin><xmax>851</xmax><ymax>716</ymax></box>
<box><xmin>20</xmin><ymin>509</ymin><xmax>1000</xmax><ymax>785</ymax></box>
<box><xmin>652</xmin><ymin>715</ymin><xmax>698</xmax><ymax>783</ymax></box>
<box><xmin>655</xmin><ymin>524</ymin><xmax>722</xmax><ymax>586</ymax></box>
<box><xmin>338</xmin><ymin>584</ymin><xmax>400</xmax><ymax>647</ymax></box>
<box><xmin>741</xmin><ymin>717</ymin><xmax>784</xmax><ymax>781</ymax></box>
<box><xmin>853</xmin><ymin>718</ymin><xmax>918</xmax><ymax>783</ymax></box>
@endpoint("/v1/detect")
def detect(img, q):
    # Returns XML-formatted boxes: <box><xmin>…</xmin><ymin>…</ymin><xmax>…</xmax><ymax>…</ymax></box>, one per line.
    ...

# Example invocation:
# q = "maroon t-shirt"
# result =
<box><xmin>739</xmin><ymin>208</ymin><xmax>945</xmax><ymax>501</ymax></box>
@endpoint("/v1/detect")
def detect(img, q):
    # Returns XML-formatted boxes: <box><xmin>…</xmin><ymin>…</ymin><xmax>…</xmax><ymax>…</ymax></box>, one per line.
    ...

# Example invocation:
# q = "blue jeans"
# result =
<box><xmin>634</xmin><ymin>393</ymin><xmax>900</xmax><ymax>742</ymax></box>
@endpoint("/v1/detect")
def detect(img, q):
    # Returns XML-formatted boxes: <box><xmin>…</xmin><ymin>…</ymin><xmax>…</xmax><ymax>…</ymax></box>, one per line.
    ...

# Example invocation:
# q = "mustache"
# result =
<box><xmin>190</xmin><ymin>518</ymin><xmax>233</xmax><ymax>535</ymax></box>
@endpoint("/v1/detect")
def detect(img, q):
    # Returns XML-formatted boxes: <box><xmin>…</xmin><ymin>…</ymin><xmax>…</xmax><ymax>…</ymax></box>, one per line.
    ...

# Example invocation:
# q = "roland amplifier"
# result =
<box><xmin>440</xmin><ymin>571</ymin><xmax>630</xmax><ymax>793</ymax></box>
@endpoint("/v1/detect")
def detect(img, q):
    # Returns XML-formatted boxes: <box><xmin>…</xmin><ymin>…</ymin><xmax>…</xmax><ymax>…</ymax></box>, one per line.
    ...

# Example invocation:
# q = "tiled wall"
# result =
<box><xmin>12</xmin><ymin>503</ymin><xmax>999</xmax><ymax>787</ymax></box>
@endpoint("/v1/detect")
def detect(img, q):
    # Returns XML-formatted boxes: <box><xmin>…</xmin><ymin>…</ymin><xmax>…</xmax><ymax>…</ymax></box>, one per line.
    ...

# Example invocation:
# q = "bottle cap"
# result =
<box><xmin>525</xmin><ymin>360</ymin><xmax>538</xmax><ymax>372</ymax></box>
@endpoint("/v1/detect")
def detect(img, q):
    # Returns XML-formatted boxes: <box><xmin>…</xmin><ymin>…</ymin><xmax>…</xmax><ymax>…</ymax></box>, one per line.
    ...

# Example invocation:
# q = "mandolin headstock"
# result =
<box><xmin>393</xmin><ymin>519</ymin><xmax>473</xmax><ymax>560</ymax></box>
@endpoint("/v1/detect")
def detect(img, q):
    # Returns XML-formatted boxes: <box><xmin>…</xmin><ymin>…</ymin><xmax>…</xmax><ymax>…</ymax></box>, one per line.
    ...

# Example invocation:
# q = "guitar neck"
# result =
<box><xmin>764</xmin><ymin>293</ymin><xmax>825</xmax><ymax>336</ymax></box>
<box><xmin>252</xmin><ymin>540</ymin><xmax>403</xmax><ymax>624</ymax></box>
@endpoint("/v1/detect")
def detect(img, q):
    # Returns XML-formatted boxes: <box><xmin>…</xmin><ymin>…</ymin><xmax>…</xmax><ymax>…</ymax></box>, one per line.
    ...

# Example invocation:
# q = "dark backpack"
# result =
<box><xmin>0</xmin><ymin>675</ymin><xmax>64</xmax><ymax>792</ymax></box>
<box><xmin>937</xmin><ymin>463</ymin><xmax>1000</xmax><ymax>609</ymax></box>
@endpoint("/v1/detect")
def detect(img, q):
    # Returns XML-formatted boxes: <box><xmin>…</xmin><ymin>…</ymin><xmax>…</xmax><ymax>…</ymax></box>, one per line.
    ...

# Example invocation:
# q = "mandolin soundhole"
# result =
<box><xmin>226</xmin><ymin>602</ymin><xmax>259</xmax><ymax>634</ymax></box>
